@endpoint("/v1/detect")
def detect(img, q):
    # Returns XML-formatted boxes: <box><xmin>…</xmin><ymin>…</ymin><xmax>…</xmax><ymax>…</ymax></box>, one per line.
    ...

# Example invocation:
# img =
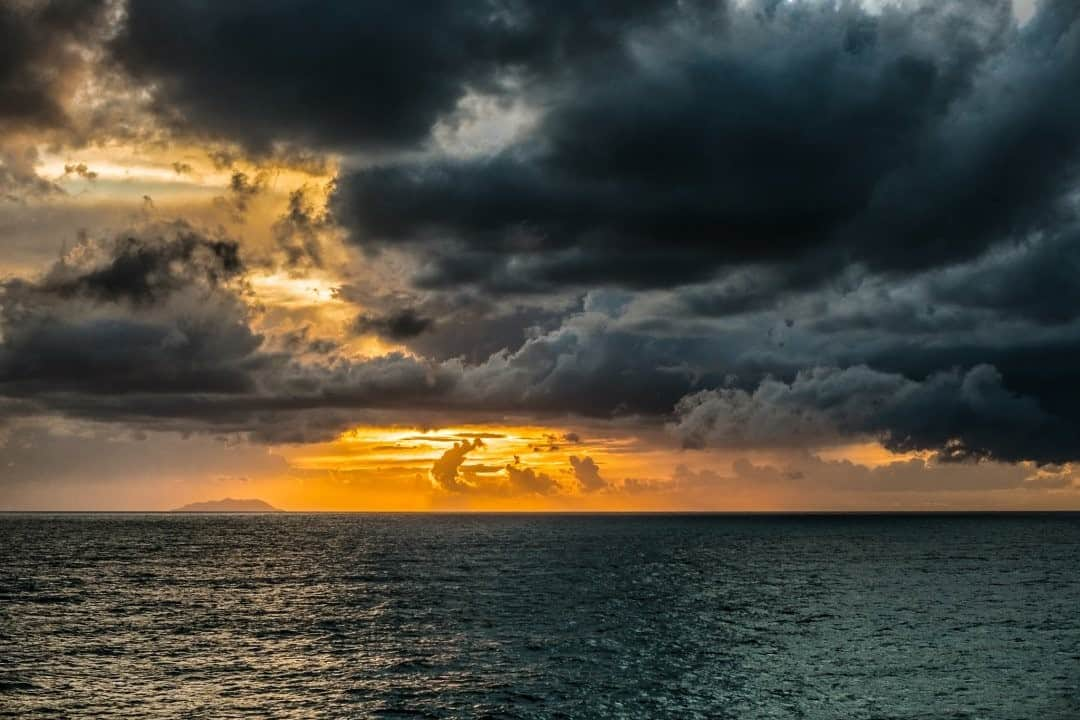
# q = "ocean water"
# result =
<box><xmin>1</xmin><ymin>513</ymin><xmax>1078</xmax><ymax>719</ymax></box>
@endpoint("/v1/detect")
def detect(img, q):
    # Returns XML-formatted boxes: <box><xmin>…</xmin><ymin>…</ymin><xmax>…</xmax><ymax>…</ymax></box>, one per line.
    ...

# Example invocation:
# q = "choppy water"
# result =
<box><xmin>1</xmin><ymin>513</ymin><xmax>1078</xmax><ymax>719</ymax></box>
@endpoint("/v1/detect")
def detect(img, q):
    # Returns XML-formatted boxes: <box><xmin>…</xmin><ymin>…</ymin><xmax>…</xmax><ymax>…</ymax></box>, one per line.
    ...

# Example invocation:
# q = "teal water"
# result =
<box><xmin>1</xmin><ymin>513</ymin><xmax>1078</xmax><ymax>718</ymax></box>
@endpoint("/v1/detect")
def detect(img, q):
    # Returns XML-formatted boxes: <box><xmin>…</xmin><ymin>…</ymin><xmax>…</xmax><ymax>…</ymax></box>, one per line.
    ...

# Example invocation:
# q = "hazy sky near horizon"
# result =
<box><xmin>3</xmin><ymin>0</ymin><xmax>1080</xmax><ymax>510</ymax></box>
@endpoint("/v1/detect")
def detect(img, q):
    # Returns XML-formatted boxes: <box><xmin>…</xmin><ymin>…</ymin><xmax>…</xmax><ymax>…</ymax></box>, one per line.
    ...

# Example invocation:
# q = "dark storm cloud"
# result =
<box><xmin>0</xmin><ymin>0</ymin><xmax>114</xmax><ymax>201</ymax></box>
<box><xmin>406</xmin><ymin>301</ymin><xmax>566</xmax><ymax>364</ymax></box>
<box><xmin>926</xmin><ymin>229</ymin><xmax>1080</xmax><ymax>326</ymax></box>
<box><xmin>354</xmin><ymin>308</ymin><xmax>435</xmax><ymax>341</ymax></box>
<box><xmin>337</xmin><ymin>282</ymin><xmax>571</xmax><ymax>363</ymax></box>
<box><xmin>671</xmin><ymin>364</ymin><xmax>1077</xmax><ymax>464</ymax></box>
<box><xmin>0</xmin><ymin>224</ymin><xmax>262</xmax><ymax>397</ymax></box>
<box><xmin>0</xmin><ymin>0</ymin><xmax>111</xmax><ymax>133</ymax></box>
<box><xmin>0</xmin><ymin>227</ymin><xmax>587</xmax><ymax>434</ymax></box>
<box><xmin>0</xmin><ymin>315</ymin><xmax>262</xmax><ymax>396</ymax></box>
<box><xmin>335</xmin><ymin>0</ymin><xmax>1079</xmax><ymax>292</ymax></box>
<box><xmin>23</xmin><ymin>229</ymin><xmax>242</xmax><ymax>305</ymax></box>
<box><xmin>4</xmin><ymin>230</ymin><xmax>1080</xmax><ymax>463</ymax></box>
<box><xmin>278</xmin><ymin>327</ymin><xmax>339</xmax><ymax>357</ymax></box>
<box><xmin>0</xmin><ymin>260</ymin><xmax>698</xmax><ymax>440</ymax></box>
<box><xmin>7</xmin><ymin>0</ymin><xmax>1080</xmax><ymax>471</ymax></box>
<box><xmin>110</xmin><ymin>0</ymin><xmax>684</xmax><ymax>152</ymax></box>
<box><xmin>457</xmin><ymin>312</ymin><xmax>712</xmax><ymax>417</ymax></box>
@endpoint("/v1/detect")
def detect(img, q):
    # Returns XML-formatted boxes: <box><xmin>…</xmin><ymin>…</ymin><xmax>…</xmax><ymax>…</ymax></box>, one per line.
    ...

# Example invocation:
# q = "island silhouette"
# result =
<box><xmin>170</xmin><ymin>498</ymin><xmax>282</xmax><ymax>512</ymax></box>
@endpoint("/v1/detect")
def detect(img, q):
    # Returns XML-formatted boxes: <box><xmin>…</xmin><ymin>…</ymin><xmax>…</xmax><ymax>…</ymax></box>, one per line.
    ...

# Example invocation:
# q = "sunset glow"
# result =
<box><xmin>2</xmin><ymin>0</ymin><xmax>1080</xmax><ymax>512</ymax></box>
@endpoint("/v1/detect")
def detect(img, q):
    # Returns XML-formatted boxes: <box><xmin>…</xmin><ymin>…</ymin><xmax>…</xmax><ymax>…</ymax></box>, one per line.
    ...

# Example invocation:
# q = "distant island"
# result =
<box><xmin>170</xmin><ymin>498</ymin><xmax>283</xmax><ymax>512</ymax></box>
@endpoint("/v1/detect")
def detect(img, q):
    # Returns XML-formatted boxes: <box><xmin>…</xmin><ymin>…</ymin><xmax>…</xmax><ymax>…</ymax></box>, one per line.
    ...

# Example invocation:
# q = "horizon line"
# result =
<box><xmin>3</xmin><ymin>509</ymin><xmax>1080</xmax><ymax>516</ymax></box>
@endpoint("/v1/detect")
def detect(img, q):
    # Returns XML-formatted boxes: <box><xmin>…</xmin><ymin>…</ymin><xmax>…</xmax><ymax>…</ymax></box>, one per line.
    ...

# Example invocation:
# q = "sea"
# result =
<box><xmin>1</xmin><ymin>513</ymin><xmax>1078</xmax><ymax>719</ymax></box>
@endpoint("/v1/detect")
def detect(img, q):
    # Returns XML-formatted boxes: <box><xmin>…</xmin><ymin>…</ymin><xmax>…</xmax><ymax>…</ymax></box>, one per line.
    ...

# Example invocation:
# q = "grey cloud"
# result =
<box><xmin>0</xmin><ymin>223</ymin><xmax>262</xmax><ymax>398</ymax></box>
<box><xmin>19</xmin><ymin>225</ymin><xmax>243</xmax><ymax>305</ymax></box>
<box><xmin>671</xmin><ymin>364</ymin><xmax>1073</xmax><ymax>464</ymax></box>
<box><xmin>430</xmin><ymin>438</ymin><xmax>484</xmax><ymax>492</ymax></box>
<box><xmin>405</xmin><ymin>300</ymin><xmax>569</xmax><ymax>365</ymax></box>
<box><xmin>107</xmin><ymin>0</ymin><xmax>1080</xmax><ymax>300</ymax></box>
<box><xmin>334</xmin><ymin>285</ymin><xmax>569</xmax><ymax>362</ymax></box>
<box><xmin>111</xmin><ymin>0</ymin><xmax>681</xmax><ymax>153</ymax></box>
<box><xmin>926</xmin><ymin>229</ymin><xmax>1080</xmax><ymax>326</ymax></box>
<box><xmin>334</xmin><ymin>0</ymin><xmax>1070</xmax><ymax>293</ymax></box>
<box><xmin>62</xmin><ymin>163</ymin><xmax>97</xmax><ymax>181</ymax></box>
<box><xmin>6</xmin><ymin>0</ymin><xmax>1080</xmax><ymax>472</ymax></box>
<box><xmin>0</xmin><ymin>145</ymin><xmax>62</xmax><ymax>202</ymax></box>
<box><xmin>214</xmin><ymin>171</ymin><xmax>267</xmax><ymax>224</ymax></box>
<box><xmin>0</xmin><ymin>0</ymin><xmax>112</xmax><ymax>134</ymax></box>
<box><xmin>7</xmin><ymin>228</ymin><xmax>1080</xmax><ymax>466</ymax></box>
<box><xmin>569</xmin><ymin>455</ymin><xmax>607</xmax><ymax>492</ymax></box>
<box><xmin>272</xmin><ymin>186</ymin><xmax>332</xmax><ymax>269</ymax></box>
<box><xmin>354</xmin><ymin>308</ymin><xmax>435</xmax><ymax>342</ymax></box>
<box><xmin>505</xmin><ymin>463</ymin><xmax>560</xmax><ymax>495</ymax></box>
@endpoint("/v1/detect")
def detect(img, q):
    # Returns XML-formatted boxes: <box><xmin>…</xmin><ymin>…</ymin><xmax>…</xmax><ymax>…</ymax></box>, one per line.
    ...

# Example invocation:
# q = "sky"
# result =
<box><xmin>2</xmin><ymin>0</ymin><xmax>1079</xmax><ymax>511</ymax></box>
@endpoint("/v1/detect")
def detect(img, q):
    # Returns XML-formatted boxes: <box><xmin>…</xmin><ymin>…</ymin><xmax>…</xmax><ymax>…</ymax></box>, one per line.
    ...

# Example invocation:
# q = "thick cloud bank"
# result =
<box><xmin>3</xmin><ymin>0</ymin><xmax>1080</xmax><ymax>469</ymax></box>
<box><xmin>333</xmin><ymin>0</ymin><xmax>1080</xmax><ymax>293</ymax></box>
<box><xmin>671</xmin><ymin>365</ymin><xmax>1070</xmax><ymax>464</ymax></box>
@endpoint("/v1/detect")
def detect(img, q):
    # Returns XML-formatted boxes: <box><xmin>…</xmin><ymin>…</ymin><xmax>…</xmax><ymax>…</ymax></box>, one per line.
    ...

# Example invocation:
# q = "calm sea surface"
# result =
<box><xmin>1</xmin><ymin>513</ymin><xmax>1078</xmax><ymax>718</ymax></box>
